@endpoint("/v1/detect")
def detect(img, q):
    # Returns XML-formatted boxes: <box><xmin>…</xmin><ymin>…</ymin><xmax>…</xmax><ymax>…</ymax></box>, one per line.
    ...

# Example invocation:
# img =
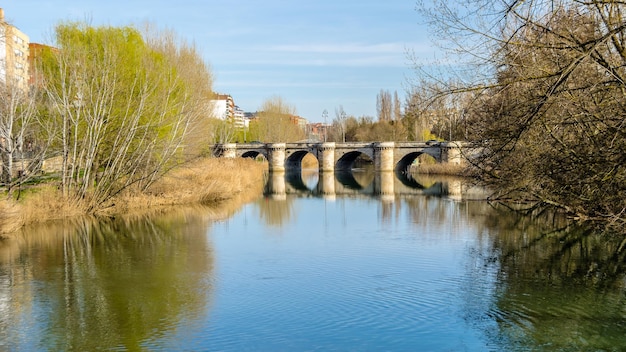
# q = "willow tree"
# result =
<box><xmin>416</xmin><ymin>0</ymin><xmax>626</xmax><ymax>224</ymax></box>
<box><xmin>39</xmin><ymin>22</ymin><xmax>213</xmax><ymax>211</ymax></box>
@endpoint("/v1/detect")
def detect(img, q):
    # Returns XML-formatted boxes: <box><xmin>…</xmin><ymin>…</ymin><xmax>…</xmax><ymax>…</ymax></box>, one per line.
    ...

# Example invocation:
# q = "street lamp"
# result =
<box><xmin>341</xmin><ymin>110</ymin><xmax>346</xmax><ymax>142</ymax></box>
<box><xmin>322</xmin><ymin>109</ymin><xmax>328</xmax><ymax>142</ymax></box>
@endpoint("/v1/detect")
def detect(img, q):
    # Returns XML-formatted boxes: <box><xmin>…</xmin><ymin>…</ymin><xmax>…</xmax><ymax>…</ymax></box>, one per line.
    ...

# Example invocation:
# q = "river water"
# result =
<box><xmin>0</xmin><ymin>170</ymin><xmax>625</xmax><ymax>351</ymax></box>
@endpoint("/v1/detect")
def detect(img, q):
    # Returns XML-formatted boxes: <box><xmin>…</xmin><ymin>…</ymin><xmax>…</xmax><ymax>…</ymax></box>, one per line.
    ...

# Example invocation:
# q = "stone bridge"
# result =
<box><xmin>211</xmin><ymin>141</ymin><xmax>470</xmax><ymax>172</ymax></box>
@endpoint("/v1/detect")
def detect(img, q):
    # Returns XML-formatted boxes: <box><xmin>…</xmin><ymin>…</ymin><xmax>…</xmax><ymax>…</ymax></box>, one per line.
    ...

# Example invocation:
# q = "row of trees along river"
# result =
<box><xmin>1</xmin><ymin>0</ymin><xmax>626</xmax><ymax>231</ymax></box>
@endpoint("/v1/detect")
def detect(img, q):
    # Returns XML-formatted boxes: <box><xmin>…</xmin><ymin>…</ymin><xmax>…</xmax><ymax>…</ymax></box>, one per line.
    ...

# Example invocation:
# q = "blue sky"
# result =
<box><xmin>3</xmin><ymin>1</ymin><xmax>433</xmax><ymax>122</ymax></box>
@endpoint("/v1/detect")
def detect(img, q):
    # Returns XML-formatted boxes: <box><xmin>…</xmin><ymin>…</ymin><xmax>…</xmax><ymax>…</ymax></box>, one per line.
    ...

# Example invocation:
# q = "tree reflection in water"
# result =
<box><xmin>0</xmin><ymin>210</ymin><xmax>214</xmax><ymax>351</ymax></box>
<box><xmin>260</xmin><ymin>169</ymin><xmax>626</xmax><ymax>350</ymax></box>
<box><xmin>256</xmin><ymin>195</ymin><xmax>297</xmax><ymax>228</ymax></box>
<box><xmin>478</xmin><ymin>207</ymin><xmax>626</xmax><ymax>350</ymax></box>
<box><xmin>5</xmin><ymin>169</ymin><xmax>624</xmax><ymax>350</ymax></box>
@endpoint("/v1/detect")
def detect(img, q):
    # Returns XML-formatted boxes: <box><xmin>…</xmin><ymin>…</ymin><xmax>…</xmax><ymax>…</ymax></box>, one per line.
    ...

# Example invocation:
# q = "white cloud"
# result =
<box><xmin>268</xmin><ymin>42</ymin><xmax>408</xmax><ymax>54</ymax></box>
<box><xmin>227</xmin><ymin>55</ymin><xmax>407</xmax><ymax>68</ymax></box>
<box><xmin>208</xmin><ymin>41</ymin><xmax>435</xmax><ymax>68</ymax></box>
<box><xmin>216</xmin><ymin>79</ymin><xmax>382</xmax><ymax>89</ymax></box>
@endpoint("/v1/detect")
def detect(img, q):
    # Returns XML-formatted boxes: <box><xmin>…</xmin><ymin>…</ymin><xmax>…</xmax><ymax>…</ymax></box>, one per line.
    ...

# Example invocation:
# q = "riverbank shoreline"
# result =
<box><xmin>0</xmin><ymin>158</ymin><xmax>268</xmax><ymax>237</ymax></box>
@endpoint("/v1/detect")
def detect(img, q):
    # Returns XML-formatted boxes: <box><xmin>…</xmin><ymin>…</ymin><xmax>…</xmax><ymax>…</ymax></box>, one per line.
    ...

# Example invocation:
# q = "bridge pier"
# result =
<box><xmin>268</xmin><ymin>143</ymin><xmax>286</xmax><ymax>172</ymax></box>
<box><xmin>318</xmin><ymin>142</ymin><xmax>335</xmax><ymax>172</ymax></box>
<box><xmin>441</xmin><ymin>141</ymin><xmax>465</xmax><ymax>165</ymax></box>
<box><xmin>374</xmin><ymin>142</ymin><xmax>395</xmax><ymax>171</ymax></box>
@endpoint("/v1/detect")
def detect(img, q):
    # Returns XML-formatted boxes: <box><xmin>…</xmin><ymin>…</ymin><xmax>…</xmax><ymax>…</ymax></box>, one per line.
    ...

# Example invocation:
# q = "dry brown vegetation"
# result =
<box><xmin>409</xmin><ymin>153</ymin><xmax>474</xmax><ymax>176</ymax></box>
<box><xmin>0</xmin><ymin>158</ymin><xmax>267</xmax><ymax>237</ymax></box>
<box><xmin>410</xmin><ymin>163</ymin><xmax>470</xmax><ymax>176</ymax></box>
<box><xmin>110</xmin><ymin>158</ymin><xmax>267</xmax><ymax>214</ymax></box>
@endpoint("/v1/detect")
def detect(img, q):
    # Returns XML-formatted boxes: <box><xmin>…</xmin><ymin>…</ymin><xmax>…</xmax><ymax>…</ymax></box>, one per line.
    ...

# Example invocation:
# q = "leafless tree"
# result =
<box><xmin>0</xmin><ymin>79</ymin><xmax>49</xmax><ymax>198</ymax></box>
<box><xmin>334</xmin><ymin>105</ymin><xmax>348</xmax><ymax>142</ymax></box>
<box><xmin>415</xmin><ymin>0</ymin><xmax>626</xmax><ymax>224</ymax></box>
<box><xmin>254</xmin><ymin>96</ymin><xmax>304</xmax><ymax>142</ymax></box>
<box><xmin>393</xmin><ymin>91</ymin><xmax>402</xmax><ymax>122</ymax></box>
<box><xmin>376</xmin><ymin>89</ymin><xmax>392</xmax><ymax>122</ymax></box>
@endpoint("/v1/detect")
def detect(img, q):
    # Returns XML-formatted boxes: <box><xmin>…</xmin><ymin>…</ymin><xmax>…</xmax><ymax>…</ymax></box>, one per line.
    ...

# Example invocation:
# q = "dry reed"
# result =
<box><xmin>411</xmin><ymin>163</ymin><xmax>473</xmax><ymax>176</ymax></box>
<box><xmin>0</xmin><ymin>157</ymin><xmax>267</xmax><ymax>236</ymax></box>
<box><xmin>22</xmin><ymin>185</ymin><xmax>86</xmax><ymax>221</ymax></box>
<box><xmin>107</xmin><ymin>157</ymin><xmax>267</xmax><ymax>215</ymax></box>
<box><xmin>0</xmin><ymin>185</ymin><xmax>87</xmax><ymax>237</ymax></box>
<box><xmin>0</xmin><ymin>199</ymin><xmax>23</xmax><ymax>237</ymax></box>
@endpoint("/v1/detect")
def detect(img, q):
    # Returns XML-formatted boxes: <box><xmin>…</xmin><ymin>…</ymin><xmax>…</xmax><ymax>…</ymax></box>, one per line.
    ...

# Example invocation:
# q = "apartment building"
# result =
<box><xmin>0</xmin><ymin>8</ymin><xmax>30</xmax><ymax>90</ymax></box>
<box><xmin>210</xmin><ymin>94</ymin><xmax>234</xmax><ymax>120</ymax></box>
<box><xmin>290</xmin><ymin>115</ymin><xmax>308</xmax><ymax>132</ymax></box>
<box><xmin>233</xmin><ymin>105</ymin><xmax>247</xmax><ymax>128</ymax></box>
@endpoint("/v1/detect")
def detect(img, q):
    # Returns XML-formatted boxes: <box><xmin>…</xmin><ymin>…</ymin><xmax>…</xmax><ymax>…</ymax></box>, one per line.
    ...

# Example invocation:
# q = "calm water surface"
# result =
<box><xmin>0</xmin><ymin>171</ymin><xmax>625</xmax><ymax>351</ymax></box>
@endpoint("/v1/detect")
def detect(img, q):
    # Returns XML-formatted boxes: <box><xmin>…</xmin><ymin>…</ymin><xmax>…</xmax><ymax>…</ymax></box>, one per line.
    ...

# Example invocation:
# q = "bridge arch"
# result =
<box><xmin>241</xmin><ymin>150</ymin><xmax>267</xmax><ymax>160</ymax></box>
<box><xmin>395</xmin><ymin>152</ymin><xmax>438</xmax><ymax>172</ymax></box>
<box><xmin>336</xmin><ymin>151</ymin><xmax>373</xmax><ymax>171</ymax></box>
<box><xmin>285</xmin><ymin>150</ymin><xmax>318</xmax><ymax>170</ymax></box>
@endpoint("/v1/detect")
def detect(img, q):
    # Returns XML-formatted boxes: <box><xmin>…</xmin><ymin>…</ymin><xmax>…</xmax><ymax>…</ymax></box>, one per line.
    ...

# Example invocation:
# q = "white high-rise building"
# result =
<box><xmin>233</xmin><ymin>105</ymin><xmax>247</xmax><ymax>128</ymax></box>
<box><xmin>210</xmin><ymin>94</ymin><xmax>234</xmax><ymax>120</ymax></box>
<box><xmin>0</xmin><ymin>8</ymin><xmax>30</xmax><ymax>90</ymax></box>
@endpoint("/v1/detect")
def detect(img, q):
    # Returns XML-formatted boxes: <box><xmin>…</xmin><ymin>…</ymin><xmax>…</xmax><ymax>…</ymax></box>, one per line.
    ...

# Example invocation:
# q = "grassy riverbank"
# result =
<box><xmin>0</xmin><ymin>158</ymin><xmax>268</xmax><ymax>236</ymax></box>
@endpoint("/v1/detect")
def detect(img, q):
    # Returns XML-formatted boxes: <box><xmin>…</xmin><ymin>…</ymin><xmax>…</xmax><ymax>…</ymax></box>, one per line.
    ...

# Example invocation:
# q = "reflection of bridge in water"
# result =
<box><xmin>265</xmin><ymin>169</ymin><xmax>473</xmax><ymax>202</ymax></box>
